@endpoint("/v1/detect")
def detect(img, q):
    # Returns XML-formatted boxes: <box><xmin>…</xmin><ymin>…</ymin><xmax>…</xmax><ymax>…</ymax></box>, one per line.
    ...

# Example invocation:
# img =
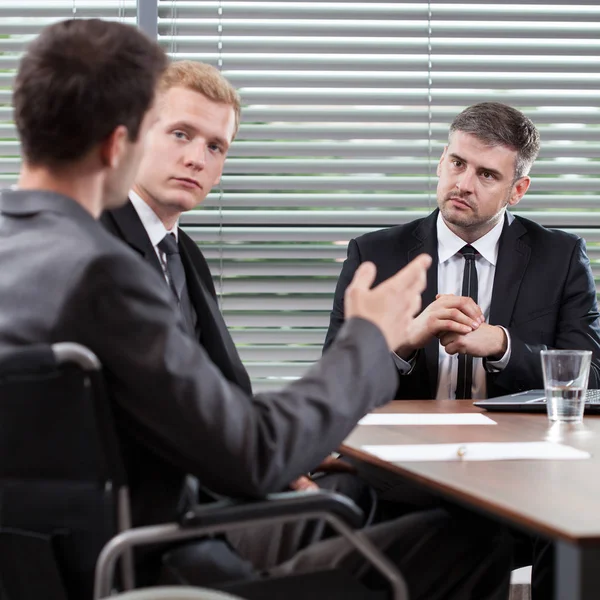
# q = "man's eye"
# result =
<box><xmin>173</xmin><ymin>130</ymin><xmax>187</xmax><ymax>140</ymax></box>
<box><xmin>481</xmin><ymin>171</ymin><xmax>495</xmax><ymax>180</ymax></box>
<box><xmin>451</xmin><ymin>160</ymin><xmax>462</xmax><ymax>168</ymax></box>
<box><xmin>209</xmin><ymin>143</ymin><xmax>223</xmax><ymax>153</ymax></box>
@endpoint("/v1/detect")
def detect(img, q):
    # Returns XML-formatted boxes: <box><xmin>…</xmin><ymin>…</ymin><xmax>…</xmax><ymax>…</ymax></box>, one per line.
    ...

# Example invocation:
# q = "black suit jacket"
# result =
<box><xmin>324</xmin><ymin>210</ymin><xmax>600</xmax><ymax>399</ymax></box>
<box><xmin>101</xmin><ymin>200</ymin><xmax>252</xmax><ymax>395</ymax></box>
<box><xmin>0</xmin><ymin>190</ymin><xmax>398</xmax><ymax>529</ymax></box>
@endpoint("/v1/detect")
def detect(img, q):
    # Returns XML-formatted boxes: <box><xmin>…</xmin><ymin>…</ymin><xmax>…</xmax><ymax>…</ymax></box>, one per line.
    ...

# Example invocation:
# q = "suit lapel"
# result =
<box><xmin>179</xmin><ymin>232</ymin><xmax>253</xmax><ymax>395</ymax></box>
<box><xmin>106</xmin><ymin>201</ymin><xmax>252</xmax><ymax>394</ymax></box>
<box><xmin>489</xmin><ymin>213</ymin><xmax>530</xmax><ymax>327</ymax></box>
<box><xmin>105</xmin><ymin>200</ymin><xmax>164</xmax><ymax>274</ymax></box>
<box><xmin>407</xmin><ymin>211</ymin><xmax>439</xmax><ymax>398</ymax></box>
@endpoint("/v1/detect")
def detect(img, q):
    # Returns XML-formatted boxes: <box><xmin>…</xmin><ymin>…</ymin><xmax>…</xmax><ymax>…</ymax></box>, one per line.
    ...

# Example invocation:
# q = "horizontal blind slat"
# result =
<box><xmin>161</xmin><ymin>36</ymin><xmax>600</xmax><ymax>56</ymax></box>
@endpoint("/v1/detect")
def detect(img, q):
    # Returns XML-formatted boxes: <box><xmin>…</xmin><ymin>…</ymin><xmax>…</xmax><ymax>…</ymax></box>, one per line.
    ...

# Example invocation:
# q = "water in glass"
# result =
<box><xmin>546</xmin><ymin>385</ymin><xmax>586</xmax><ymax>422</ymax></box>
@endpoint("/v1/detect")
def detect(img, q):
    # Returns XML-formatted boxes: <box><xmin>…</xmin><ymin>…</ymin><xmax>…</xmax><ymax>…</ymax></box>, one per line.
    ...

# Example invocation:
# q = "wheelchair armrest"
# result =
<box><xmin>0</xmin><ymin>345</ymin><xmax>55</xmax><ymax>377</ymax></box>
<box><xmin>179</xmin><ymin>489</ymin><xmax>364</xmax><ymax>530</ymax></box>
<box><xmin>96</xmin><ymin>490</ymin><xmax>410</xmax><ymax>600</ymax></box>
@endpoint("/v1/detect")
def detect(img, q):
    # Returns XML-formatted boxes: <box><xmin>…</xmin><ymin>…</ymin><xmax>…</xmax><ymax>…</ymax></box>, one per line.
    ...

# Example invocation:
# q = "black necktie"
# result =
<box><xmin>456</xmin><ymin>245</ymin><xmax>478</xmax><ymax>399</ymax></box>
<box><xmin>158</xmin><ymin>233</ymin><xmax>197</xmax><ymax>336</ymax></box>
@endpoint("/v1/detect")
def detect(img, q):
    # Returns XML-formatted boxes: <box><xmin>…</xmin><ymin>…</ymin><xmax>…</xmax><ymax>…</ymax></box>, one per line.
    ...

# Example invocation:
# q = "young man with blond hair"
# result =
<box><xmin>104</xmin><ymin>60</ymin><xmax>250</xmax><ymax>394</ymax></box>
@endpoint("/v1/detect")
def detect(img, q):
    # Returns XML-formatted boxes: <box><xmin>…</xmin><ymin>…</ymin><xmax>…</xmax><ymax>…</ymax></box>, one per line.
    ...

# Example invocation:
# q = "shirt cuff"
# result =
<box><xmin>392</xmin><ymin>350</ymin><xmax>417</xmax><ymax>375</ymax></box>
<box><xmin>484</xmin><ymin>326</ymin><xmax>511</xmax><ymax>372</ymax></box>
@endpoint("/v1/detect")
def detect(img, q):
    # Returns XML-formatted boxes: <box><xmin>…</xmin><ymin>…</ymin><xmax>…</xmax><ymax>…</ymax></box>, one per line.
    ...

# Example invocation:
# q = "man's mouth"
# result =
<box><xmin>447</xmin><ymin>196</ymin><xmax>472</xmax><ymax>210</ymax></box>
<box><xmin>173</xmin><ymin>177</ymin><xmax>201</xmax><ymax>189</ymax></box>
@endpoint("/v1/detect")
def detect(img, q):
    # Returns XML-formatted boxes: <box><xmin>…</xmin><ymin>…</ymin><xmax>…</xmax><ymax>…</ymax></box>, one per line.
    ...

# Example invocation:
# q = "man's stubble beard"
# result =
<box><xmin>438</xmin><ymin>189</ymin><xmax>510</xmax><ymax>233</ymax></box>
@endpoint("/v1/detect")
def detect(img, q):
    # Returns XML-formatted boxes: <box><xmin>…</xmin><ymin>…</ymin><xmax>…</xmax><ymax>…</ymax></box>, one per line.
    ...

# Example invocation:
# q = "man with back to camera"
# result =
<box><xmin>0</xmin><ymin>19</ymin><xmax>512</xmax><ymax>600</ymax></box>
<box><xmin>324</xmin><ymin>101</ymin><xmax>600</xmax><ymax>598</ymax></box>
<box><xmin>101</xmin><ymin>58</ymin><xmax>377</xmax><ymax>569</ymax></box>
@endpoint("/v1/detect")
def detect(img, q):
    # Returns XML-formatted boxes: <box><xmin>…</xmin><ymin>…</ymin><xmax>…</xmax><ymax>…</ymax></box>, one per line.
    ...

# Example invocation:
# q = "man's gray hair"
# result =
<box><xmin>449</xmin><ymin>102</ymin><xmax>540</xmax><ymax>180</ymax></box>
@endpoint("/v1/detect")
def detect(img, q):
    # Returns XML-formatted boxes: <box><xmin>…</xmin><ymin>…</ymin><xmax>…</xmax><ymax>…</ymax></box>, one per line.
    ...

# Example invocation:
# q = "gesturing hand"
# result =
<box><xmin>344</xmin><ymin>254</ymin><xmax>432</xmax><ymax>352</ymax></box>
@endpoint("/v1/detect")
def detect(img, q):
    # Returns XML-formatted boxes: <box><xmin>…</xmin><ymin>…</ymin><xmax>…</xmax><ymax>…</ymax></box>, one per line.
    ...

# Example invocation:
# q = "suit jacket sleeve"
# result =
<box><xmin>490</xmin><ymin>238</ymin><xmax>600</xmax><ymax>392</ymax></box>
<box><xmin>323</xmin><ymin>239</ymin><xmax>362</xmax><ymax>353</ymax></box>
<box><xmin>323</xmin><ymin>238</ymin><xmax>428</xmax><ymax>400</ymax></box>
<box><xmin>57</xmin><ymin>253</ymin><xmax>398</xmax><ymax>499</ymax></box>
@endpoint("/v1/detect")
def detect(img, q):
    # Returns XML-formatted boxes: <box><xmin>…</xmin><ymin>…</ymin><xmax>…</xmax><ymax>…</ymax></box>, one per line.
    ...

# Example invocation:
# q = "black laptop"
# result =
<box><xmin>474</xmin><ymin>389</ymin><xmax>600</xmax><ymax>414</ymax></box>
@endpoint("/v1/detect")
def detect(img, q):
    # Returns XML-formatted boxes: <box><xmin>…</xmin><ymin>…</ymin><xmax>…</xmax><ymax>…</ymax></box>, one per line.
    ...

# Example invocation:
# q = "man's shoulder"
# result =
<box><xmin>513</xmin><ymin>214</ymin><xmax>582</xmax><ymax>248</ymax></box>
<box><xmin>353</xmin><ymin>213</ymin><xmax>433</xmax><ymax>250</ymax></box>
<box><xmin>23</xmin><ymin>195</ymin><xmax>137</xmax><ymax>265</ymax></box>
<box><xmin>99</xmin><ymin>199</ymin><xmax>140</xmax><ymax>241</ymax></box>
<box><xmin>15</xmin><ymin>200</ymin><xmax>155</xmax><ymax>295</ymax></box>
<box><xmin>71</xmin><ymin>224</ymin><xmax>173</xmax><ymax>315</ymax></box>
<box><xmin>177</xmin><ymin>226</ymin><xmax>196</xmax><ymax>248</ymax></box>
<box><xmin>177</xmin><ymin>227</ymin><xmax>216</xmax><ymax>295</ymax></box>
<box><xmin>76</xmin><ymin>215</ymin><xmax>150</xmax><ymax>275</ymax></box>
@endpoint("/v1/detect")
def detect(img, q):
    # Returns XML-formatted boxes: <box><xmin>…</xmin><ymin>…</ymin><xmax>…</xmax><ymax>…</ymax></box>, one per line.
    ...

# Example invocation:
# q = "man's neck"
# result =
<box><xmin>442</xmin><ymin>212</ymin><xmax>505</xmax><ymax>245</ymax></box>
<box><xmin>131</xmin><ymin>183</ymin><xmax>181</xmax><ymax>231</ymax></box>
<box><xmin>18</xmin><ymin>163</ymin><xmax>104</xmax><ymax>218</ymax></box>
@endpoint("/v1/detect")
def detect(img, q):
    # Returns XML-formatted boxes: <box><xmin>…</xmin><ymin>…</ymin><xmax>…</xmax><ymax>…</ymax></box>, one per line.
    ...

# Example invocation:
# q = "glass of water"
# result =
<box><xmin>540</xmin><ymin>350</ymin><xmax>592</xmax><ymax>423</ymax></box>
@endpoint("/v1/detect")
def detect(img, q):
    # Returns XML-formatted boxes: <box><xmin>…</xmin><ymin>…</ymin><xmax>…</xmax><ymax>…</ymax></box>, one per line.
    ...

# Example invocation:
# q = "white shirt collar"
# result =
<box><xmin>436</xmin><ymin>211</ymin><xmax>504</xmax><ymax>266</ymax></box>
<box><xmin>129</xmin><ymin>190</ymin><xmax>178</xmax><ymax>247</ymax></box>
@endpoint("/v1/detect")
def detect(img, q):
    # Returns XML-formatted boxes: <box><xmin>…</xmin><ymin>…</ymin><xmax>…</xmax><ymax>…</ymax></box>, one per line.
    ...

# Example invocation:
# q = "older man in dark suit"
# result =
<box><xmin>0</xmin><ymin>20</ymin><xmax>512</xmax><ymax>600</ymax></box>
<box><xmin>325</xmin><ymin>102</ymin><xmax>600</xmax><ymax>599</ymax></box>
<box><xmin>325</xmin><ymin>102</ymin><xmax>600</xmax><ymax>402</ymax></box>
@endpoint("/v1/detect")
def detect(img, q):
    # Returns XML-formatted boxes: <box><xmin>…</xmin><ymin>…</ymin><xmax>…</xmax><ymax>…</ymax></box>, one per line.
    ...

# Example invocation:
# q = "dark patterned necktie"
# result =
<box><xmin>158</xmin><ymin>233</ymin><xmax>197</xmax><ymax>336</ymax></box>
<box><xmin>455</xmin><ymin>245</ymin><xmax>479</xmax><ymax>399</ymax></box>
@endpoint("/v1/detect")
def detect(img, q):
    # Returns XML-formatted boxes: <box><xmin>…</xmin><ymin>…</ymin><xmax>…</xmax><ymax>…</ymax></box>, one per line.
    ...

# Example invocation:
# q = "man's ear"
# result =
<box><xmin>508</xmin><ymin>176</ymin><xmax>531</xmax><ymax>207</ymax></box>
<box><xmin>437</xmin><ymin>146</ymin><xmax>447</xmax><ymax>177</ymax></box>
<box><xmin>99</xmin><ymin>125</ymin><xmax>129</xmax><ymax>169</ymax></box>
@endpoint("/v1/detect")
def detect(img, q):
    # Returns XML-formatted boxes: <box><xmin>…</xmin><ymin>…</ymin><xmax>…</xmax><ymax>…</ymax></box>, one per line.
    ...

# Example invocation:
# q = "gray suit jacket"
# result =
<box><xmin>0</xmin><ymin>189</ymin><xmax>398</xmax><ymax>527</ymax></box>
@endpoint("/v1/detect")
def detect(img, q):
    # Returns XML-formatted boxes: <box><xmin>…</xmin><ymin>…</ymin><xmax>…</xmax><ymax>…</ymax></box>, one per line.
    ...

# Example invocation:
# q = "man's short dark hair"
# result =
<box><xmin>449</xmin><ymin>102</ymin><xmax>540</xmax><ymax>180</ymax></box>
<box><xmin>14</xmin><ymin>18</ymin><xmax>167</xmax><ymax>166</ymax></box>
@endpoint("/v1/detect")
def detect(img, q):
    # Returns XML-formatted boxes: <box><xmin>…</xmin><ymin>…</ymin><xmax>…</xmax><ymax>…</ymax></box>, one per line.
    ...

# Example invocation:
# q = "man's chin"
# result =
<box><xmin>163</xmin><ymin>195</ymin><xmax>202</xmax><ymax>214</ymax></box>
<box><xmin>439</xmin><ymin>206</ymin><xmax>478</xmax><ymax>228</ymax></box>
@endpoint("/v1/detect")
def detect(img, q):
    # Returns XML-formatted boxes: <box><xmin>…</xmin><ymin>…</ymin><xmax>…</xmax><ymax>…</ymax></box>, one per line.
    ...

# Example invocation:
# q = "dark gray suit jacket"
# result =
<box><xmin>101</xmin><ymin>200</ymin><xmax>252</xmax><ymax>395</ymax></box>
<box><xmin>0</xmin><ymin>189</ymin><xmax>398</xmax><ymax>528</ymax></box>
<box><xmin>324</xmin><ymin>210</ymin><xmax>600</xmax><ymax>399</ymax></box>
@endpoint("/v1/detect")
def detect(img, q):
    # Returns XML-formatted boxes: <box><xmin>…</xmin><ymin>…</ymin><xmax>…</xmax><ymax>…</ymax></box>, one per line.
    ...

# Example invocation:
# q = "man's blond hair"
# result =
<box><xmin>159</xmin><ymin>60</ymin><xmax>241</xmax><ymax>139</ymax></box>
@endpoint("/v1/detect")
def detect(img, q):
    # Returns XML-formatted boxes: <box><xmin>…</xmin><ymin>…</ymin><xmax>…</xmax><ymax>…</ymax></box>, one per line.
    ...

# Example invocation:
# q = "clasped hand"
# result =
<box><xmin>396</xmin><ymin>294</ymin><xmax>507</xmax><ymax>359</ymax></box>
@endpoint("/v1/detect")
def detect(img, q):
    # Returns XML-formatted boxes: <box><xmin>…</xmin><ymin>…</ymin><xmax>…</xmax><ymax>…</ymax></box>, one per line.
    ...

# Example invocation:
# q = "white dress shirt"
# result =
<box><xmin>129</xmin><ymin>191</ymin><xmax>178</xmax><ymax>284</ymax></box>
<box><xmin>435</xmin><ymin>213</ymin><xmax>511</xmax><ymax>399</ymax></box>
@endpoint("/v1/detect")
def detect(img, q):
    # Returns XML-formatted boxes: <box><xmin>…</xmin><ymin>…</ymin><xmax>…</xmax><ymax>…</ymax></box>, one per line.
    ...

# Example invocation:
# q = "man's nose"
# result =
<box><xmin>456</xmin><ymin>168</ymin><xmax>475</xmax><ymax>193</ymax></box>
<box><xmin>185</xmin><ymin>142</ymin><xmax>206</xmax><ymax>170</ymax></box>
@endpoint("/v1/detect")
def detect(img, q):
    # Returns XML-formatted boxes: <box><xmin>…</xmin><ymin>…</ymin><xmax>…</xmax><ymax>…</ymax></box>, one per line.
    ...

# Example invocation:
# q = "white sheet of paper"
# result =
<box><xmin>361</xmin><ymin>442</ymin><xmax>590</xmax><ymax>462</ymax></box>
<box><xmin>358</xmin><ymin>413</ymin><xmax>496</xmax><ymax>426</ymax></box>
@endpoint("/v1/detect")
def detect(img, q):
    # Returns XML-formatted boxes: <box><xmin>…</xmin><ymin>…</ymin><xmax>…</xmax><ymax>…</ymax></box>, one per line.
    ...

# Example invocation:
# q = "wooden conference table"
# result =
<box><xmin>341</xmin><ymin>400</ymin><xmax>600</xmax><ymax>600</ymax></box>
